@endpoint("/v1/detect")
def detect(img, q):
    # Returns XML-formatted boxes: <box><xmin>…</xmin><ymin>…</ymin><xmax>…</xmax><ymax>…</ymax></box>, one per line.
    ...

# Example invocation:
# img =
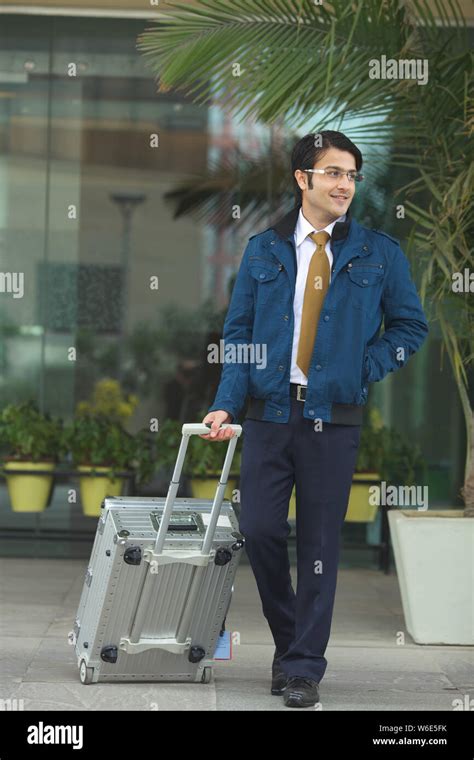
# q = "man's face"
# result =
<box><xmin>295</xmin><ymin>147</ymin><xmax>357</xmax><ymax>220</ymax></box>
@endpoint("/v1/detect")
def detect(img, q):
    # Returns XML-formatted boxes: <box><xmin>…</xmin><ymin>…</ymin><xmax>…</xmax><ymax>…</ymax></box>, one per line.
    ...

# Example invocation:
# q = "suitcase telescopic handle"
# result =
<box><xmin>153</xmin><ymin>422</ymin><xmax>242</xmax><ymax>555</ymax></box>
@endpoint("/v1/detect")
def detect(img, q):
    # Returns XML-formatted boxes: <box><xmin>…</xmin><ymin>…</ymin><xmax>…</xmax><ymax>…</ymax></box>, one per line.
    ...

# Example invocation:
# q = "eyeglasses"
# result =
<box><xmin>303</xmin><ymin>168</ymin><xmax>364</xmax><ymax>183</ymax></box>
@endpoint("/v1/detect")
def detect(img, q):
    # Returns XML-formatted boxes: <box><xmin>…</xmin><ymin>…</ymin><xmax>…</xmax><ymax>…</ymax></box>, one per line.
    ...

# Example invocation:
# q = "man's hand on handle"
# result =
<box><xmin>200</xmin><ymin>410</ymin><xmax>236</xmax><ymax>441</ymax></box>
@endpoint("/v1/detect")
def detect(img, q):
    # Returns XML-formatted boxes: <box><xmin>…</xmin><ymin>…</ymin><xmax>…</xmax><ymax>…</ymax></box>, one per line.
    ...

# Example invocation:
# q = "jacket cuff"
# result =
<box><xmin>207</xmin><ymin>402</ymin><xmax>237</xmax><ymax>423</ymax></box>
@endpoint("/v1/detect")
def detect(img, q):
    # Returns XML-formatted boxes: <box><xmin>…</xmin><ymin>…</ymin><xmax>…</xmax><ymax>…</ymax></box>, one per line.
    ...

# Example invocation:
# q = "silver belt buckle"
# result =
<box><xmin>296</xmin><ymin>384</ymin><xmax>305</xmax><ymax>401</ymax></box>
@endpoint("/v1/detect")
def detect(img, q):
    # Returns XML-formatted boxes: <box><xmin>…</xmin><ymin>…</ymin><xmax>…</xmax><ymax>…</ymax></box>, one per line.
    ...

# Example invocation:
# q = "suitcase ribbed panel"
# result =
<box><xmin>74</xmin><ymin>516</ymin><xmax>107</xmax><ymax>631</ymax></box>
<box><xmin>75</xmin><ymin>514</ymin><xmax>116</xmax><ymax>657</ymax></box>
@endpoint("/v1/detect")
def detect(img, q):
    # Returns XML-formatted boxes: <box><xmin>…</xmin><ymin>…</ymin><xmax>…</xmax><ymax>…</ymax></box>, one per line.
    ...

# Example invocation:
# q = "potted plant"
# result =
<box><xmin>387</xmin><ymin>426</ymin><xmax>471</xmax><ymax>644</ymax></box>
<box><xmin>75</xmin><ymin>377</ymin><xmax>139</xmax><ymax>422</ymax></box>
<box><xmin>0</xmin><ymin>401</ymin><xmax>65</xmax><ymax>512</ymax></box>
<box><xmin>64</xmin><ymin>414</ymin><xmax>156</xmax><ymax>517</ymax></box>
<box><xmin>65</xmin><ymin>379</ymin><xmax>154</xmax><ymax>516</ymax></box>
<box><xmin>344</xmin><ymin>408</ymin><xmax>384</xmax><ymax>523</ymax></box>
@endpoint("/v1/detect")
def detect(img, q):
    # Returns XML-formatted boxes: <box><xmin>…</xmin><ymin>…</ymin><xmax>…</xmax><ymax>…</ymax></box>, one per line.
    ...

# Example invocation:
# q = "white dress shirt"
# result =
<box><xmin>290</xmin><ymin>208</ymin><xmax>346</xmax><ymax>385</ymax></box>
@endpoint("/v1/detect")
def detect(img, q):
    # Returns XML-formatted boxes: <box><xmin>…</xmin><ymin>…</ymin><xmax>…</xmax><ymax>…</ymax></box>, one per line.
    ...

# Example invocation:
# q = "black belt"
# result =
<box><xmin>289</xmin><ymin>383</ymin><xmax>307</xmax><ymax>401</ymax></box>
<box><xmin>245</xmin><ymin>387</ymin><xmax>364</xmax><ymax>425</ymax></box>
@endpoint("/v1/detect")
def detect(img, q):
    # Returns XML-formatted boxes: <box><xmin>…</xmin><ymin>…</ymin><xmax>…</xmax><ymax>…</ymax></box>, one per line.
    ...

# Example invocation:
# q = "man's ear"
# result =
<box><xmin>294</xmin><ymin>169</ymin><xmax>306</xmax><ymax>192</ymax></box>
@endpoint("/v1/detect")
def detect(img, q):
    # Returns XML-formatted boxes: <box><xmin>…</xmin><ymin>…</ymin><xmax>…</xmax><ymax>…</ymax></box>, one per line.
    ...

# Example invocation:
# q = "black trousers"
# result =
<box><xmin>239</xmin><ymin>395</ymin><xmax>361</xmax><ymax>682</ymax></box>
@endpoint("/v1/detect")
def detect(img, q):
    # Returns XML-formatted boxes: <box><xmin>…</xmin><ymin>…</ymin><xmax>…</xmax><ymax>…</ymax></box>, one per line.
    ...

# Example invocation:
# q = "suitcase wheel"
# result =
<box><xmin>201</xmin><ymin>667</ymin><xmax>213</xmax><ymax>684</ymax></box>
<box><xmin>79</xmin><ymin>659</ymin><xmax>95</xmax><ymax>685</ymax></box>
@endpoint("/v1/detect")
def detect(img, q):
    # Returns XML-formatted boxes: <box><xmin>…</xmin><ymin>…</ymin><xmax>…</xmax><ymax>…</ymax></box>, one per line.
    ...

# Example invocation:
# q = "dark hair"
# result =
<box><xmin>291</xmin><ymin>130</ymin><xmax>363</xmax><ymax>205</ymax></box>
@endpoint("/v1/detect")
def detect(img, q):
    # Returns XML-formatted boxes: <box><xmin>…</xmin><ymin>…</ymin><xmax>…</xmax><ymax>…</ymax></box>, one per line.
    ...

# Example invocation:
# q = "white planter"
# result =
<box><xmin>388</xmin><ymin>509</ymin><xmax>474</xmax><ymax>645</ymax></box>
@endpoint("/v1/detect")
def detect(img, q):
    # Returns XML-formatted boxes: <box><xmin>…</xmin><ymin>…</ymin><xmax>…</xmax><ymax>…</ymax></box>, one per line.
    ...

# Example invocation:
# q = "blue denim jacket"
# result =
<box><xmin>208</xmin><ymin>204</ymin><xmax>429</xmax><ymax>425</ymax></box>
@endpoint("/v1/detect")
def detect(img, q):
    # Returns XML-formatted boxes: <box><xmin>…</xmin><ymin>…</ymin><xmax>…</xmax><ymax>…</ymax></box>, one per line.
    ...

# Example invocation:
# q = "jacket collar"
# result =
<box><xmin>271</xmin><ymin>203</ymin><xmax>352</xmax><ymax>243</ymax></box>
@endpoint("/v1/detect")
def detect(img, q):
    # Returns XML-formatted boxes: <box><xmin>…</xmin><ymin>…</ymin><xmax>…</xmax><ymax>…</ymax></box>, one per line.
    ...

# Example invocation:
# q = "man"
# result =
<box><xmin>200</xmin><ymin>131</ymin><xmax>428</xmax><ymax>708</ymax></box>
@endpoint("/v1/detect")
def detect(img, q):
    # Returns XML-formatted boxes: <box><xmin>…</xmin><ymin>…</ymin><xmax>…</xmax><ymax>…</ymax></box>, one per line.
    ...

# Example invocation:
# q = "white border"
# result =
<box><xmin>0</xmin><ymin>3</ymin><xmax>471</xmax><ymax>24</ymax></box>
<box><xmin>0</xmin><ymin>5</ymin><xmax>163</xmax><ymax>18</ymax></box>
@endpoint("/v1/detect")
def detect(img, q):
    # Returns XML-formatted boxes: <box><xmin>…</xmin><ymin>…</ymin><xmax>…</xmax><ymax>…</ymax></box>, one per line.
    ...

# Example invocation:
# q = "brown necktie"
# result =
<box><xmin>296</xmin><ymin>231</ymin><xmax>331</xmax><ymax>377</ymax></box>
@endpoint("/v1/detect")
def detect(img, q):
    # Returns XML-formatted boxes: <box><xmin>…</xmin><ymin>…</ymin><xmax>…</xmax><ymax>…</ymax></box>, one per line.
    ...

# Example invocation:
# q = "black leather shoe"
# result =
<box><xmin>283</xmin><ymin>676</ymin><xmax>320</xmax><ymax>707</ymax></box>
<box><xmin>271</xmin><ymin>656</ymin><xmax>289</xmax><ymax>695</ymax></box>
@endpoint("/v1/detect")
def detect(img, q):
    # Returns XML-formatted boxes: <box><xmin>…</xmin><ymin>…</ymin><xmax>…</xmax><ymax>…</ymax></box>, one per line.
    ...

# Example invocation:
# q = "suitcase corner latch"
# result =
<box><xmin>214</xmin><ymin>547</ymin><xmax>232</xmax><ymax>566</ymax></box>
<box><xmin>100</xmin><ymin>645</ymin><xmax>118</xmax><ymax>663</ymax></box>
<box><xmin>124</xmin><ymin>546</ymin><xmax>142</xmax><ymax>565</ymax></box>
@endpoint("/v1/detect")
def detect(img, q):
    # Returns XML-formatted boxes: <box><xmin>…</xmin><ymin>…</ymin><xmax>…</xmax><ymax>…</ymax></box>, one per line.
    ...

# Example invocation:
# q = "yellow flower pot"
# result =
<box><xmin>78</xmin><ymin>465</ymin><xmax>124</xmax><ymax>517</ymax></box>
<box><xmin>345</xmin><ymin>472</ymin><xmax>380</xmax><ymax>523</ymax></box>
<box><xmin>287</xmin><ymin>472</ymin><xmax>380</xmax><ymax>523</ymax></box>
<box><xmin>289</xmin><ymin>486</ymin><xmax>296</xmax><ymax>521</ymax></box>
<box><xmin>4</xmin><ymin>461</ymin><xmax>55</xmax><ymax>513</ymax></box>
<box><xmin>189</xmin><ymin>476</ymin><xmax>237</xmax><ymax>503</ymax></box>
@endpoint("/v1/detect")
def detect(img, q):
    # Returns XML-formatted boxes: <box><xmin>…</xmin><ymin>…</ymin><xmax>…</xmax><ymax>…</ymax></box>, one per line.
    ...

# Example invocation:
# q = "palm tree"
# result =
<box><xmin>161</xmin><ymin>144</ymin><xmax>292</xmax><ymax>229</ymax></box>
<box><xmin>137</xmin><ymin>0</ymin><xmax>473</xmax><ymax>515</ymax></box>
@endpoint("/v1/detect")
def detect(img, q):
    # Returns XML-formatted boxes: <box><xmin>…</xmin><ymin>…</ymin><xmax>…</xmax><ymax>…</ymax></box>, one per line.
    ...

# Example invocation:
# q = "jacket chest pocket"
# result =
<box><xmin>248</xmin><ymin>257</ymin><xmax>284</xmax><ymax>300</ymax></box>
<box><xmin>345</xmin><ymin>263</ymin><xmax>384</xmax><ymax>309</ymax></box>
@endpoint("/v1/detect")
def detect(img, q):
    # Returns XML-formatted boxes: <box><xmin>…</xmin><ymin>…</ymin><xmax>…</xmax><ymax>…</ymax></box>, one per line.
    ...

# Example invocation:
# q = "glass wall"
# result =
<box><xmin>0</xmin><ymin>14</ymin><xmax>271</xmax><ymax>555</ymax></box>
<box><xmin>0</xmin><ymin>13</ymin><xmax>463</xmax><ymax>559</ymax></box>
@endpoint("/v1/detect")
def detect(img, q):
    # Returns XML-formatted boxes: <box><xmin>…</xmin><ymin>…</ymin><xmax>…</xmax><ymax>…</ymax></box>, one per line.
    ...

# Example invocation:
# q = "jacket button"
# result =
<box><xmin>278</xmin><ymin>365</ymin><xmax>284</xmax><ymax>371</ymax></box>
<box><xmin>277</xmin><ymin>410</ymin><xmax>282</xmax><ymax>415</ymax></box>
<box><xmin>316</xmin><ymin>364</ymin><xmax>322</xmax><ymax>371</ymax></box>
<box><xmin>309</xmin><ymin>409</ymin><xmax>315</xmax><ymax>415</ymax></box>
<box><xmin>271</xmin><ymin>241</ymin><xmax>275</xmax><ymax>245</ymax></box>
<box><xmin>259</xmin><ymin>273</ymin><xmax>265</xmax><ymax>279</ymax></box>
<box><xmin>324</xmin><ymin>315</ymin><xmax>329</xmax><ymax>321</ymax></box>
<box><xmin>363</xmin><ymin>245</ymin><xmax>368</xmax><ymax>251</ymax></box>
<box><xmin>362</xmin><ymin>278</ymin><xmax>369</xmax><ymax>285</ymax></box>
<box><xmin>284</xmin><ymin>315</ymin><xmax>289</xmax><ymax>320</ymax></box>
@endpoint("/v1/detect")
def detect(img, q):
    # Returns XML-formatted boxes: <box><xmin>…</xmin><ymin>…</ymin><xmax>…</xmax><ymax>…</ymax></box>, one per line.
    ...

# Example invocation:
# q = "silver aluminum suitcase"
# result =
<box><xmin>73</xmin><ymin>422</ymin><xmax>244</xmax><ymax>685</ymax></box>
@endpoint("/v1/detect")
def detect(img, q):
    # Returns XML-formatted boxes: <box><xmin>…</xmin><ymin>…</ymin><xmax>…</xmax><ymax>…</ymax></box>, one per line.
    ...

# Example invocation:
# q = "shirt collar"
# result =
<box><xmin>294</xmin><ymin>207</ymin><xmax>346</xmax><ymax>248</ymax></box>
